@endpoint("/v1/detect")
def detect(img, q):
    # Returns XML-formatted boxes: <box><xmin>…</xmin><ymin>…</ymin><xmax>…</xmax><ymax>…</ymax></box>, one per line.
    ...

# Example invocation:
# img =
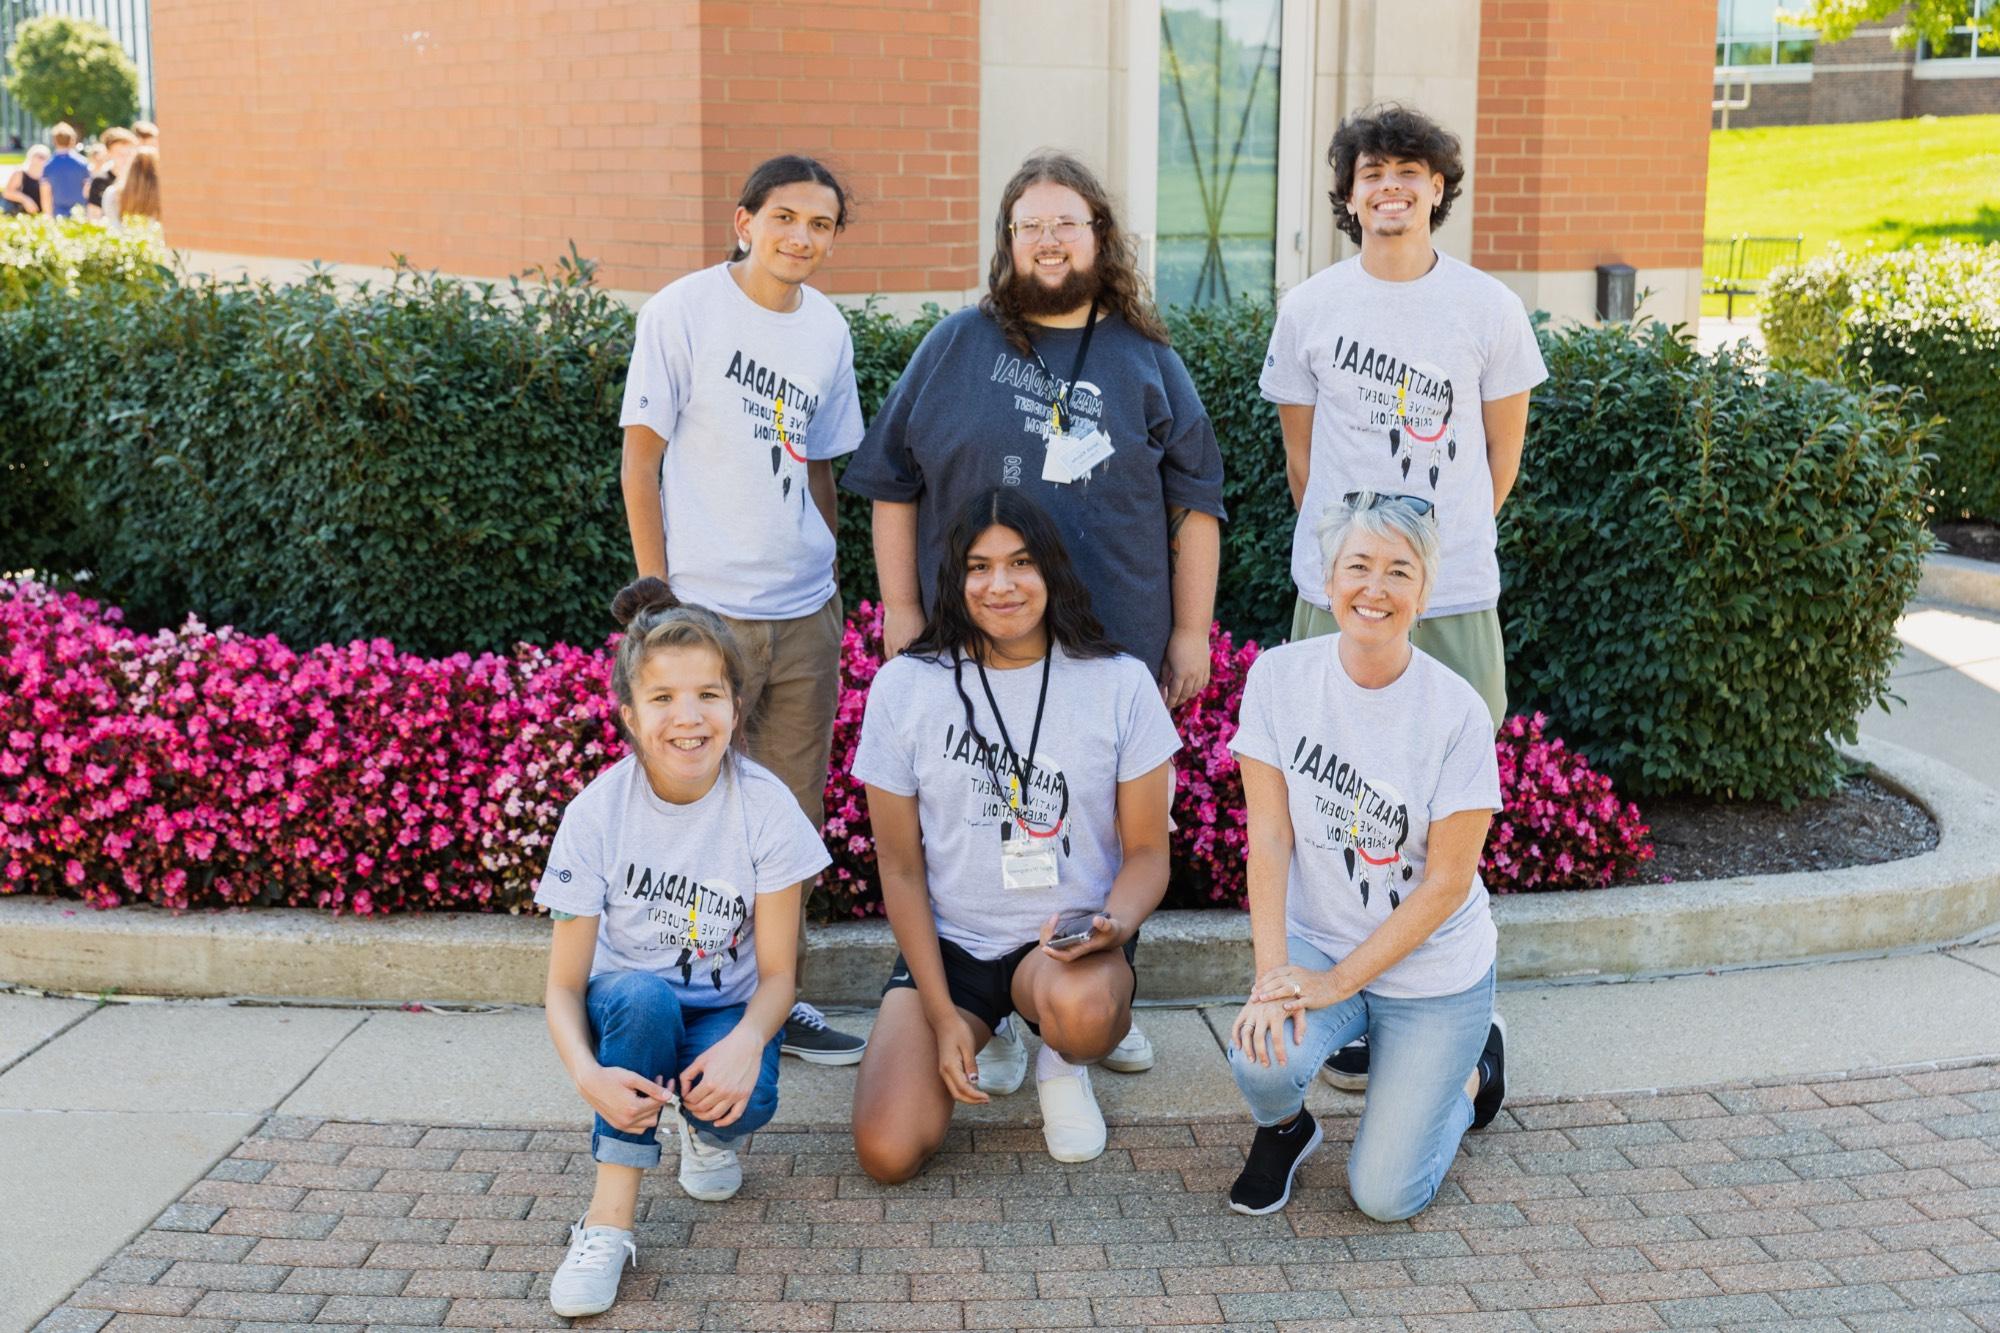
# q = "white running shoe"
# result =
<box><xmin>676</xmin><ymin>1111</ymin><xmax>743</xmax><ymax>1201</ymax></box>
<box><xmin>976</xmin><ymin>1015</ymin><xmax>1028</xmax><ymax>1095</ymax></box>
<box><xmin>548</xmin><ymin>1217</ymin><xmax>636</xmax><ymax>1318</ymax></box>
<box><xmin>1097</xmin><ymin>1021</ymin><xmax>1155</xmax><ymax>1073</ymax></box>
<box><xmin>1036</xmin><ymin>1063</ymin><xmax>1107</xmax><ymax>1163</ymax></box>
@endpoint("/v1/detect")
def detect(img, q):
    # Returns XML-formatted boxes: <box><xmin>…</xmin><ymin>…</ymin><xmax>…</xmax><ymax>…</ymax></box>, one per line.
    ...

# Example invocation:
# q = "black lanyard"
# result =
<box><xmin>1026</xmin><ymin>295</ymin><xmax>1099</xmax><ymax>436</ymax></box>
<box><xmin>955</xmin><ymin>649</ymin><xmax>1056</xmax><ymax>831</ymax></box>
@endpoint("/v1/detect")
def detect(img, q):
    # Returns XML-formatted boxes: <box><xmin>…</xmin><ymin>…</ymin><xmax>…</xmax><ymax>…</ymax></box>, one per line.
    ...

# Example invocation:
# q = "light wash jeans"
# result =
<box><xmin>585</xmin><ymin>971</ymin><xmax>782</xmax><ymax>1168</ymax></box>
<box><xmin>1228</xmin><ymin>935</ymin><xmax>1495</xmax><ymax>1222</ymax></box>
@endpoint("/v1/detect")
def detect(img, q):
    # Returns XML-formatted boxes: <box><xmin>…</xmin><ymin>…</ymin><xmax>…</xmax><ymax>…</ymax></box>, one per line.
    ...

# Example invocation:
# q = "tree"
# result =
<box><xmin>4</xmin><ymin>15</ymin><xmax>140</xmax><ymax>137</ymax></box>
<box><xmin>1784</xmin><ymin>1</ymin><xmax>1998</xmax><ymax>51</ymax></box>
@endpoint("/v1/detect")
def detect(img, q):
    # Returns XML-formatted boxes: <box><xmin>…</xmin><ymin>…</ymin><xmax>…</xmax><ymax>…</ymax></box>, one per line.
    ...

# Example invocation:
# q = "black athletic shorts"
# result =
<box><xmin>881</xmin><ymin>933</ymin><xmax>1140</xmax><ymax>1035</ymax></box>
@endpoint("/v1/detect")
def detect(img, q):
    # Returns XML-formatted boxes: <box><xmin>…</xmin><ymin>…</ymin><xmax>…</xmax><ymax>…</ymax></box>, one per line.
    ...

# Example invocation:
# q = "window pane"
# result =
<box><xmin>1716</xmin><ymin>40</ymin><xmax>1729</xmax><ymax>64</ymax></box>
<box><xmin>1720</xmin><ymin>0</ymin><xmax>1782</xmax><ymax>38</ymax></box>
<box><xmin>1728</xmin><ymin>40</ymin><xmax>1774</xmax><ymax>65</ymax></box>
<box><xmin>1158</xmin><ymin>0</ymin><xmax>1282</xmax><ymax>307</ymax></box>
<box><xmin>1926</xmin><ymin>29</ymin><xmax>1976</xmax><ymax>57</ymax></box>
<box><xmin>1776</xmin><ymin>37</ymin><xmax>1816</xmax><ymax>63</ymax></box>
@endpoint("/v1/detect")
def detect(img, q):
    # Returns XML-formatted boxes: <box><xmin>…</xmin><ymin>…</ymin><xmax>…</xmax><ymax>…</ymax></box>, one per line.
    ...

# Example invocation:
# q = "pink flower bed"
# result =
<box><xmin>1</xmin><ymin>581</ymin><xmax>1650</xmax><ymax>915</ymax></box>
<box><xmin>1484</xmin><ymin>711</ymin><xmax>1654</xmax><ymax>892</ymax></box>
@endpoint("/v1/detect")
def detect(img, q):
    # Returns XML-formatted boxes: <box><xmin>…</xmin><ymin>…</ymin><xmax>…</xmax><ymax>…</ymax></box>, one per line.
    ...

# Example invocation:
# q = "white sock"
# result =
<box><xmin>992</xmin><ymin>1015</ymin><xmax>1012</xmax><ymax>1041</ymax></box>
<box><xmin>1036</xmin><ymin>1043</ymin><xmax>1081</xmax><ymax>1082</ymax></box>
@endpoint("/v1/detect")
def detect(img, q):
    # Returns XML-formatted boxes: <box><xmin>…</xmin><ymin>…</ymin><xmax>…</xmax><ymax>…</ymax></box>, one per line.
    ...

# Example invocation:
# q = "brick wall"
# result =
<box><xmin>1912</xmin><ymin>73</ymin><xmax>2000</xmax><ymax>116</ymax></box>
<box><xmin>1710</xmin><ymin>78</ymin><xmax>1813</xmax><ymax>130</ymax></box>
<box><xmin>1473</xmin><ymin>0</ymin><xmax>1714</xmax><ymax>273</ymax></box>
<box><xmin>150</xmin><ymin>0</ymin><xmax>979</xmax><ymax>297</ymax></box>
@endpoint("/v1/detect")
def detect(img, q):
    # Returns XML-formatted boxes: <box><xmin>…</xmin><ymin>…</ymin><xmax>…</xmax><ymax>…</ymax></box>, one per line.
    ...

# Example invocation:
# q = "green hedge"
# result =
<box><xmin>1499</xmin><ymin>320</ymin><xmax>1933</xmax><ymax>802</ymax></box>
<box><xmin>1765</xmin><ymin>241</ymin><xmax>2000</xmax><ymax>521</ymax></box>
<box><xmin>3</xmin><ymin>256</ymin><xmax>634</xmax><ymax>656</ymax></box>
<box><xmin>0</xmin><ymin>213</ymin><xmax>169</xmax><ymax>305</ymax></box>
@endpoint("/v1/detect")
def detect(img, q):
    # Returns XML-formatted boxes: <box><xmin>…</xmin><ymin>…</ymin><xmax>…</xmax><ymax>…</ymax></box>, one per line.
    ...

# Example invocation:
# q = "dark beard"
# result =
<box><xmin>1004</xmin><ymin>264</ymin><xmax>1101</xmax><ymax>320</ymax></box>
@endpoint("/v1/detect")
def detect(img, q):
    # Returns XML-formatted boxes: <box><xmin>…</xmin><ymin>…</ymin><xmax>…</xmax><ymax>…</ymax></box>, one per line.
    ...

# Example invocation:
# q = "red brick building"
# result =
<box><xmin>153</xmin><ymin>0</ymin><xmax>1717</xmax><ymax>326</ymax></box>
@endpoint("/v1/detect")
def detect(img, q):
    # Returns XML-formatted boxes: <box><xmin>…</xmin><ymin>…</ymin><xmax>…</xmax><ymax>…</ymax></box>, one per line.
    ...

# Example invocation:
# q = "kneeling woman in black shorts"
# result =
<box><xmin>850</xmin><ymin>488</ymin><xmax>1181</xmax><ymax>1176</ymax></box>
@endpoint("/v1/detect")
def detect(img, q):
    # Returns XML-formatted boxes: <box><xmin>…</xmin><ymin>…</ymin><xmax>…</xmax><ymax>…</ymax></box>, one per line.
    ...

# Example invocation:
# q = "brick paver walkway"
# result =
<box><xmin>35</xmin><ymin>1063</ymin><xmax>2000</xmax><ymax>1333</ymax></box>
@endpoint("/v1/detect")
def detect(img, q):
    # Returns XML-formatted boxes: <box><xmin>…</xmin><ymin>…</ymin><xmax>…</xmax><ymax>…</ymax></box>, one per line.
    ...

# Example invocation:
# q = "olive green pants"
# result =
<box><xmin>1289</xmin><ymin>597</ymin><xmax>1507</xmax><ymax>732</ymax></box>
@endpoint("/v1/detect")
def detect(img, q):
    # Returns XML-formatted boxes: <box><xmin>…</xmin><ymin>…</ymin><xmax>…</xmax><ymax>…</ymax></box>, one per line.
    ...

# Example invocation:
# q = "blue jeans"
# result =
<box><xmin>585</xmin><ymin>971</ymin><xmax>783</xmax><ymax>1168</ymax></box>
<box><xmin>1229</xmin><ymin>936</ymin><xmax>1495</xmax><ymax>1222</ymax></box>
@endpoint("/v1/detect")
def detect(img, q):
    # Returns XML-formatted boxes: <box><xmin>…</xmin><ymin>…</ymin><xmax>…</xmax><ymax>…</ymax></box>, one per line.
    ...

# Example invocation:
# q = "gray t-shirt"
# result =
<box><xmin>1261</xmin><ymin>254</ymin><xmax>1547</xmax><ymax>618</ymax></box>
<box><xmin>1228</xmin><ymin>636</ymin><xmax>1502</xmax><ymax>999</ymax></box>
<box><xmin>851</xmin><ymin>646</ymin><xmax>1183</xmax><ymax>959</ymax></box>
<box><xmin>534</xmin><ymin>752</ymin><xmax>832</xmax><ymax>1006</ymax></box>
<box><xmin>841</xmin><ymin>306</ymin><xmax>1227</xmax><ymax>674</ymax></box>
<box><xmin>621</xmin><ymin>264</ymin><xmax>864</xmax><ymax>621</ymax></box>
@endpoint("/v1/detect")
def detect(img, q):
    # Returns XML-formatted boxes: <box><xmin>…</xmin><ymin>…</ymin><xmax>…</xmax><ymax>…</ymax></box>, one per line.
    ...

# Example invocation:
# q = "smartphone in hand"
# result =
<box><xmin>1046</xmin><ymin>911</ymin><xmax>1099</xmax><ymax>951</ymax></box>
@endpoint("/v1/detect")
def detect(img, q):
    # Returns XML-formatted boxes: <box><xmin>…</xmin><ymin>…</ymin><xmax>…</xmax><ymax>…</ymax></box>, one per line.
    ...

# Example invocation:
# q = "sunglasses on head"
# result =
<box><xmin>1343</xmin><ymin>491</ymin><xmax>1436</xmax><ymax>519</ymax></box>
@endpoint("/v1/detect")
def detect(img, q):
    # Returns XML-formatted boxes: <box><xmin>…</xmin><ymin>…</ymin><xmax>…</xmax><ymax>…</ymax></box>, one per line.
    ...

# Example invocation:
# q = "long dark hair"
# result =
<box><xmin>904</xmin><ymin>488</ymin><xmax>1117</xmax><ymax>667</ymax></box>
<box><xmin>726</xmin><ymin>154</ymin><xmax>851</xmax><ymax>261</ymax></box>
<box><xmin>981</xmin><ymin>151</ymin><xmax>1170</xmax><ymax>356</ymax></box>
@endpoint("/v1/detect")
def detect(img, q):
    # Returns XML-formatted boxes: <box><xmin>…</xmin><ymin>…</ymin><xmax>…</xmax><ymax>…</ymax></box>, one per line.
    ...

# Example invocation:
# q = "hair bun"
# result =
<box><xmin>610</xmin><ymin>576</ymin><xmax>678</xmax><ymax>627</ymax></box>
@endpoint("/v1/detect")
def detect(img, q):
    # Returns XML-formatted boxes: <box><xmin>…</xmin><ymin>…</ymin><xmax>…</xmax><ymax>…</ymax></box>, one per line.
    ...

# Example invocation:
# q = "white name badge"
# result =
<box><xmin>1000</xmin><ymin>824</ymin><xmax>1061</xmax><ymax>891</ymax></box>
<box><xmin>1041</xmin><ymin>428</ymin><xmax>1114</xmax><ymax>485</ymax></box>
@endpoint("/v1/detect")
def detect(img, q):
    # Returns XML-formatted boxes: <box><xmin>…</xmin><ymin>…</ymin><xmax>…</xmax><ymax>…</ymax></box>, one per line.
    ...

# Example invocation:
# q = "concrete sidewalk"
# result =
<box><xmin>5</xmin><ymin>598</ymin><xmax>1998</xmax><ymax>1331</ymax></box>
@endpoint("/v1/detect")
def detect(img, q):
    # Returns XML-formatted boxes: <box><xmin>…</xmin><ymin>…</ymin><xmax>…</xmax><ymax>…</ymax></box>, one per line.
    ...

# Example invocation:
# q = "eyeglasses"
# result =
<box><xmin>1343</xmin><ymin>491</ymin><xmax>1436</xmax><ymax>519</ymax></box>
<box><xmin>1008</xmin><ymin>217</ymin><xmax>1095</xmax><ymax>243</ymax></box>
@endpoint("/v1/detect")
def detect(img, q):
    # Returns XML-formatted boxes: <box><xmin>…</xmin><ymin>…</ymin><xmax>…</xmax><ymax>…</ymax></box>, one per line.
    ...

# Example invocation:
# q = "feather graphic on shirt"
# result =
<box><xmin>771</xmin><ymin>445</ymin><xmax>781</xmax><ymax>474</ymax></box>
<box><xmin>1389</xmin><ymin>428</ymin><xmax>1401</xmax><ymax>457</ymax></box>
<box><xmin>1400</xmin><ymin>455</ymin><xmax>1412</xmax><ymax>480</ymax></box>
<box><xmin>1389</xmin><ymin>888</ymin><xmax>1401</xmax><ymax>909</ymax></box>
<box><xmin>1343</xmin><ymin>847</ymin><xmax>1356</xmax><ymax>878</ymax></box>
<box><xmin>1360</xmin><ymin>878</ymin><xmax>1370</xmax><ymax>906</ymax></box>
<box><xmin>1402</xmin><ymin>864</ymin><xmax>1414</xmax><ymax>881</ymax></box>
<box><xmin>1448</xmin><ymin>437</ymin><xmax>1458</xmax><ymax>461</ymax></box>
<box><xmin>1429</xmin><ymin>463</ymin><xmax>1440</xmax><ymax>488</ymax></box>
<box><xmin>677</xmin><ymin>949</ymin><xmax>694</xmax><ymax>986</ymax></box>
<box><xmin>782</xmin><ymin>475</ymin><xmax>792</xmax><ymax>500</ymax></box>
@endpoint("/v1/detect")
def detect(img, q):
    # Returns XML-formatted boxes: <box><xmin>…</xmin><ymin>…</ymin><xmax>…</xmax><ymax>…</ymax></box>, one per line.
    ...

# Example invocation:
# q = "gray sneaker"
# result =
<box><xmin>548</xmin><ymin>1217</ymin><xmax>636</xmax><ymax>1318</ymax></box>
<box><xmin>782</xmin><ymin>1001</ymin><xmax>867</xmax><ymax>1065</ymax></box>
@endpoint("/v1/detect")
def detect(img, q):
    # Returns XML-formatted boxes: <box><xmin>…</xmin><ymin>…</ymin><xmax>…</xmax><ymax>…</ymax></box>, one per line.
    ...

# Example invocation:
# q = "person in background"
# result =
<box><xmin>132</xmin><ymin>120</ymin><xmax>158</xmax><ymax>150</ymax></box>
<box><xmin>39</xmin><ymin>124</ymin><xmax>90</xmax><ymax>219</ymax></box>
<box><xmin>619</xmin><ymin>154</ymin><xmax>869</xmax><ymax>1066</ymax></box>
<box><xmin>2</xmin><ymin>145</ymin><xmax>48</xmax><ymax>216</ymax></box>
<box><xmin>86</xmin><ymin>127</ymin><xmax>137</xmax><ymax>220</ymax></box>
<box><xmin>103</xmin><ymin>146</ymin><xmax>160</xmax><ymax>230</ymax></box>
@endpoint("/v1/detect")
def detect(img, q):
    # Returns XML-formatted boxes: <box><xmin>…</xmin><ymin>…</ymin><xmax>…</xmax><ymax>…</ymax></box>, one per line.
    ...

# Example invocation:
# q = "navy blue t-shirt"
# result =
<box><xmin>842</xmin><ymin>307</ymin><xmax>1226</xmax><ymax>675</ymax></box>
<box><xmin>40</xmin><ymin>152</ymin><xmax>90</xmax><ymax>216</ymax></box>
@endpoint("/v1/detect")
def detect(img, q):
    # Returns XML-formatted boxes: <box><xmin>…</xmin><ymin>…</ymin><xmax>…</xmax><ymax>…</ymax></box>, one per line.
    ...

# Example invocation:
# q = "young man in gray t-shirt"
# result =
<box><xmin>1261</xmin><ymin>104</ymin><xmax>1546</xmax><ymax>732</ymax></box>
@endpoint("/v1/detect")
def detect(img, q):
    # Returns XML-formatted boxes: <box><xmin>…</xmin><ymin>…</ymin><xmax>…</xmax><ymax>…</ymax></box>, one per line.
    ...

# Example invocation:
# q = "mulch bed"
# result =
<box><xmin>1935</xmin><ymin>518</ymin><xmax>2000</xmax><ymax>564</ymax></box>
<box><xmin>1616</xmin><ymin>772</ymin><xmax>1938</xmax><ymax>886</ymax></box>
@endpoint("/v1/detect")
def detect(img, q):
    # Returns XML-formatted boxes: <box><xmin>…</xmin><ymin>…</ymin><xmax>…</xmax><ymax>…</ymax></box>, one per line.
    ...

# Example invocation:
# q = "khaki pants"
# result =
<box><xmin>1290</xmin><ymin>597</ymin><xmax>1508</xmax><ymax>732</ymax></box>
<box><xmin>720</xmin><ymin>593</ymin><xmax>844</xmax><ymax>995</ymax></box>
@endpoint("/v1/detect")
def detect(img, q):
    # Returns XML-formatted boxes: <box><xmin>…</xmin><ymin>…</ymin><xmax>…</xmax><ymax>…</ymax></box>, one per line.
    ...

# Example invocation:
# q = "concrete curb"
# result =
<box><xmin>3</xmin><ymin>739</ymin><xmax>1996</xmax><ymax>1004</ymax></box>
<box><xmin>1921</xmin><ymin>550</ymin><xmax>2000</xmax><ymax>614</ymax></box>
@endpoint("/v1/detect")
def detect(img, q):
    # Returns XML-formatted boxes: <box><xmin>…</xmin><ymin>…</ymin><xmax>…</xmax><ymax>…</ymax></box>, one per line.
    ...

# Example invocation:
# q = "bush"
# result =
<box><xmin>3</xmin><ymin>14</ymin><xmax>140</xmax><ymax>137</ymax></box>
<box><xmin>24</xmin><ymin>256</ymin><xmax>635</xmax><ymax>656</ymax></box>
<box><xmin>1163</xmin><ymin>299</ymin><xmax>1293</xmax><ymax>646</ymax></box>
<box><xmin>0</xmin><ymin>214</ymin><xmax>170</xmax><ymax>305</ymax></box>
<box><xmin>1501</xmin><ymin>319</ymin><xmax>1933</xmax><ymax>802</ymax></box>
<box><xmin>832</xmin><ymin>299</ymin><xmax>948</xmax><ymax>606</ymax></box>
<box><xmin>1482</xmin><ymin>713</ymin><xmax>1654</xmax><ymax>892</ymax></box>
<box><xmin>1765</xmin><ymin>241</ymin><xmax>2000</xmax><ymax>520</ymax></box>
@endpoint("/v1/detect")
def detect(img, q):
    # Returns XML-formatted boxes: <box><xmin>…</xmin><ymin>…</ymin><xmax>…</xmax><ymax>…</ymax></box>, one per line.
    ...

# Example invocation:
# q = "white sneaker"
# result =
<box><xmin>676</xmin><ymin>1111</ymin><xmax>742</xmax><ymax>1201</ymax></box>
<box><xmin>976</xmin><ymin>1016</ymin><xmax>1028</xmax><ymax>1095</ymax></box>
<box><xmin>549</xmin><ymin>1217</ymin><xmax>636</xmax><ymax>1318</ymax></box>
<box><xmin>1097</xmin><ymin>1021</ymin><xmax>1155</xmax><ymax>1073</ymax></box>
<box><xmin>1036</xmin><ymin>1063</ymin><xmax>1107</xmax><ymax>1163</ymax></box>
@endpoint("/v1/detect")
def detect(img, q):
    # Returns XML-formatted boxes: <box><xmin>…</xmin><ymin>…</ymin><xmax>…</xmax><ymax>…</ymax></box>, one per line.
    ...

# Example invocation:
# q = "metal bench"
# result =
<box><xmin>1703</xmin><ymin>234</ymin><xmax>1804</xmax><ymax>320</ymax></box>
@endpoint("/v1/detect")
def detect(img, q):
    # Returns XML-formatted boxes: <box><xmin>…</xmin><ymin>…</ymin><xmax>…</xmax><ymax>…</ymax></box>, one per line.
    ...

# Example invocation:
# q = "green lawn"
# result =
<box><xmin>1703</xmin><ymin>114</ymin><xmax>2000</xmax><ymax>316</ymax></box>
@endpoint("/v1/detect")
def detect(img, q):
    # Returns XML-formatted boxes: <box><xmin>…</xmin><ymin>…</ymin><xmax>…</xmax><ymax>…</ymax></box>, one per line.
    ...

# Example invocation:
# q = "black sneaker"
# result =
<box><xmin>1319</xmin><ymin>1037</ymin><xmax>1369</xmax><ymax>1091</ymax></box>
<box><xmin>1471</xmin><ymin>1016</ymin><xmax>1507</xmax><ymax>1130</ymax></box>
<box><xmin>1228</xmin><ymin>1110</ymin><xmax>1323</xmax><ymax>1215</ymax></box>
<box><xmin>781</xmin><ymin>1002</ymin><xmax>867</xmax><ymax>1066</ymax></box>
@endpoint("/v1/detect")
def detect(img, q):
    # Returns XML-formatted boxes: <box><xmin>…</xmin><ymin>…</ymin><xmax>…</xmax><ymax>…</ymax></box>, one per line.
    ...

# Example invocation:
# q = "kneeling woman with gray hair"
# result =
<box><xmin>1224</xmin><ymin>490</ymin><xmax>1506</xmax><ymax>1218</ymax></box>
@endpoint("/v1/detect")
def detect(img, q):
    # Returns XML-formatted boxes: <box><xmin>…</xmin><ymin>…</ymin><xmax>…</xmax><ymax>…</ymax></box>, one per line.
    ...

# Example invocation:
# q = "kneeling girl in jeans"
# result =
<box><xmin>849</xmin><ymin>488</ymin><xmax>1181</xmax><ymax>1177</ymax></box>
<box><xmin>535</xmin><ymin>581</ymin><xmax>832</xmax><ymax>1318</ymax></box>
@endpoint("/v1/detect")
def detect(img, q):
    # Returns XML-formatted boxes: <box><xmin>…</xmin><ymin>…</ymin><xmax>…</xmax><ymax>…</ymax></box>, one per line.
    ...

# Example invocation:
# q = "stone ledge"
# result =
<box><xmin>1921</xmin><ymin>550</ymin><xmax>2000</xmax><ymax>614</ymax></box>
<box><xmin>2</xmin><ymin>739</ymin><xmax>1995</xmax><ymax>1004</ymax></box>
